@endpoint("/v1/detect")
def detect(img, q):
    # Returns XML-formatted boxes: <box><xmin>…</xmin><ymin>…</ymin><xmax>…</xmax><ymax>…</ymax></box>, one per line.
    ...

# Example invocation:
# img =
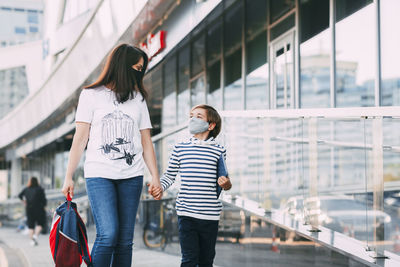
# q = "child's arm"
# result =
<box><xmin>159</xmin><ymin>145</ymin><xmax>180</xmax><ymax>193</ymax></box>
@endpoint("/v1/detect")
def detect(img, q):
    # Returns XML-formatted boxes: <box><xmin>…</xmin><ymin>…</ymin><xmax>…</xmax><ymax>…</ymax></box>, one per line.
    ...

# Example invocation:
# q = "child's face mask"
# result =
<box><xmin>189</xmin><ymin>117</ymin><xmax>209</xmax><ymax>134</ymax></box>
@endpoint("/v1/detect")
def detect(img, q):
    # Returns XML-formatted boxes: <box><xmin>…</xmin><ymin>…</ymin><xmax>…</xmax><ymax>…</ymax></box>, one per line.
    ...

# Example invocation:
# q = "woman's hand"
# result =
<box><xmin>218</xmin><ymin>176</ymin><xmax>232</xmax><ymax>190</ymax></box>
<box><xmin>62</xmin><ymin>177</ymin><xmax>74</xmax><ymax>199</ymax></box>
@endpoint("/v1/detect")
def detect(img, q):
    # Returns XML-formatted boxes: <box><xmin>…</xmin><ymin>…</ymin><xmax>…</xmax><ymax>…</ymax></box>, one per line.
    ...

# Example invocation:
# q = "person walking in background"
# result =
<box><xmin>151</xmin><ymin>104</ymin><xmax>232</xmax><ymax>267</ymax></box>
<box><xmin>62</xmin><ymin>43</ymin><xmax>162</xmax><ymax>267</ymax></box>
<box><xmin>18</xmin><ymin>176</ymin><xmax>47</xmax><ymax>246</ymax></box>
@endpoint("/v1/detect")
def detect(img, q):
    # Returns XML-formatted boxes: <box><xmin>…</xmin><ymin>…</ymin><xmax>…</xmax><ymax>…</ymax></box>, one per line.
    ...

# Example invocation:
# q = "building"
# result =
<box><xmin>0</xmin><ymin>0</ymin><xmax>44</xmax><ymax>119</ymax></box>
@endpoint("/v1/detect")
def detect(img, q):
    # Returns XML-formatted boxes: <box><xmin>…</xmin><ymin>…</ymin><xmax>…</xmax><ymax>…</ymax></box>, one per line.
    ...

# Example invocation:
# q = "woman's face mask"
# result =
<box><xmin>131</xmin><ymin>68</ymin><xmax>142</xmax><ymax>82</ymax></box>
<box><xmin>189</xmin><ymin>117</ymin><xmax>209</xmax><ymax>134</ymax></box>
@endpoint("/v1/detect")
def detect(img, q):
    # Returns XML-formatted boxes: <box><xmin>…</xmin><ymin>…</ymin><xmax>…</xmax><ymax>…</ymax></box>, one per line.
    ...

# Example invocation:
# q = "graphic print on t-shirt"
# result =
<box><xmin>100</xmin><ymin>110</ymin><xmax>136</xmax><ymax>165</ymax></box>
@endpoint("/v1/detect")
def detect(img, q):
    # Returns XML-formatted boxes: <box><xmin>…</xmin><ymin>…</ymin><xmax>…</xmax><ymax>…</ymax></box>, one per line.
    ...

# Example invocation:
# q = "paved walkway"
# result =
<box><xmin>0</xmin><ymin>225</ymin><xmax>181</xmax><ymax>267</ymax></box>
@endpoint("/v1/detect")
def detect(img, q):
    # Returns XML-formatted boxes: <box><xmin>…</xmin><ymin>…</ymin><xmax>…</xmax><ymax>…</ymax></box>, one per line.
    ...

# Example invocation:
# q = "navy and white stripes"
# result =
<box><xmin>160</xmin><ymin>137</ymin><xmax>226</xmax><ymax>221</ymax></box>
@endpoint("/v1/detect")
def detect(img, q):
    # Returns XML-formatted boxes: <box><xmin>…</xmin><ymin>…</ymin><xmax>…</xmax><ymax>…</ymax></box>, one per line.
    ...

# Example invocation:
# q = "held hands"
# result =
<box><xmin>218</xmin><ymin>176</ymin><xmax>232</xmax><ymax>190</ymax></box>
<box><xmin>147</xmin><ymin>180</ymin><xmax>163</xmax><ymax>200</ymax></box>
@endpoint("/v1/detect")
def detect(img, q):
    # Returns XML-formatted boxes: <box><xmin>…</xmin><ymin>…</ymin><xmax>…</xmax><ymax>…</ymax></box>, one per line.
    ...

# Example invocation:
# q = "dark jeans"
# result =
<box><xmin>178</xmin><ymin>216</ymin><xmax>219</xmax><ymax>267</ymax></box>
<box><xmin>86</xmin><ymin>176</ymin><xmax>143</xmax><ymax>267</ymax></box>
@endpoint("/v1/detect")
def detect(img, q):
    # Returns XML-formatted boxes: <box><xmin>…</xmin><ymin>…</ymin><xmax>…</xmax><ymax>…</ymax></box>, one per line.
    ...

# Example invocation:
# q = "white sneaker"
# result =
<box><xmin>30</xmin><ymin>237</ymin><xmax>38</xmax><ymax>246</ymax></box>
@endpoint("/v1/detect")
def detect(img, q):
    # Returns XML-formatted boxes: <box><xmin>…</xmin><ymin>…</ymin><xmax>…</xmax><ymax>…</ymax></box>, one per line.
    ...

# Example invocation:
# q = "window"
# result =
<box><xmin>270</xmin><ymin>0</ymin><xmax>295</xmax><ymax>23</ymax></box>
<box><xmin>62</xmin><ymin>0</ymin><xmax>96</xmax><ymax>23</ymax></box>
<box><xmin>335</xmin><ymin>0</ymin><xmax>374</xmax><ymax>107</ymax></box>
<box><xmin>380</xmin><ymin>0</ymin><xmax>400</xmax><ymax>106</ymax></box>
<box><xmin>191</xmin><ymin>34</ymin><xmax>205</xmax><ymax>77</ymax></box>
<box><xmin>206</xmin><ymin>19</ymin><xmax>222</xmax><ymax>109</ymax></box>
<box><xmin>190</xmin><ymin>34</ymin><xmax>206</xmax><ymax>106</ymax></box>
<box><xmin>300</xmin><ymin>0</ymin><xmax>331</xmax><ymax>108</ymax></box>
<box><xmin>177</xmin><ymin>45</ymin><xmax>190</xmax><ymax>124</ymax></box>
<box><xmin>224</xmin><ymin>2</ymin><xmax>243</xmax><ymax>110</ymax></box>
<box><xmin>162</xmin><ymin>57</ymin><xmax>177</xmax><ymax>130</ymax></box>
<box><xmin>245</xmin><ymin>0</ymin><xmax>268</xmax><ymax>109</ymax></box>
<box><xmin>28</xmin><ymin>13</ymin><xmax>38</xmax><ymax>24</ymax></box>
<box><xmin>14</xmin><ymin>27</ymin><xmax>26</xmax><ymax>34</ymax></box>
<box><xmin>29</xmin><ymin>26</ymin><xmax>39</xmax><ymax>33</ymax></box>
<box><xmin>335</xmin><ymin>0</ymin><xmax>373</xmax><ymax>22</ymax></box>
<box><xmin>144</xmin><ymin>66</ymin><xmax>162</xmax><ymax>135</ymax></box>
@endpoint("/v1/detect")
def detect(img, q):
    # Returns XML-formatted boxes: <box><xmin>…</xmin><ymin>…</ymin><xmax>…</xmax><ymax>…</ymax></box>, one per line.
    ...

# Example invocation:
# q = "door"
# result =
<box><xmin>270</xmin><ymin>31</ymin><xmax>295</xmax><ymax>109</ymax></box>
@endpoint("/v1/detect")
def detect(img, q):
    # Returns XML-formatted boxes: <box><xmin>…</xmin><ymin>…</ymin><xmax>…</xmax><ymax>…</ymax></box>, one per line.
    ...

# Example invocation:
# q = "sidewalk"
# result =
<box><xmin>0</xmin><ymin>225</ymin><xmax>181</xmax><ymax>267</ymax></box>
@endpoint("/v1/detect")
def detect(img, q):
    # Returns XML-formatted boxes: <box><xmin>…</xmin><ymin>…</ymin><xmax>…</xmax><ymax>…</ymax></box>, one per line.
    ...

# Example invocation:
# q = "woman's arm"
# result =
<box><xmin>141</xmin><ymin>129</ymin><xmax>162</xmax><ymax>200</ymax></box>
<box><xmin>61</xmin><ymin>122</ymin><xmax>90</xmax><ymax>198</ymax></box>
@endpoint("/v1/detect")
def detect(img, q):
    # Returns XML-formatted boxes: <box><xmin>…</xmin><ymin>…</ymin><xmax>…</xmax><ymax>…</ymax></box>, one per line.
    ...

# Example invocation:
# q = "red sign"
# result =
<box><xmin>141</xmin><ymin>30</ymin><xmax>166</xmax><ymax>60</ymax></box>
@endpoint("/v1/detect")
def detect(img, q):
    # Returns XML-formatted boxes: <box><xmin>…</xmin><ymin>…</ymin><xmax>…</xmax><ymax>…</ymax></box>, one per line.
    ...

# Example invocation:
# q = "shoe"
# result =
<box><xmin>30</xmin><ymin>237</ymin><xmax>38</xmax><ymax>246</ymax></box>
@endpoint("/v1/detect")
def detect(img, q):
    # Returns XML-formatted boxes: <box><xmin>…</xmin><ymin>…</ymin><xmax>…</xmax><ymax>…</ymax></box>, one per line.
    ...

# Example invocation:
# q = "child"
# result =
<box><xmin>151</xmin><ymin>104</ymin><xmax>232</xmax><ymax>267</ymax></box>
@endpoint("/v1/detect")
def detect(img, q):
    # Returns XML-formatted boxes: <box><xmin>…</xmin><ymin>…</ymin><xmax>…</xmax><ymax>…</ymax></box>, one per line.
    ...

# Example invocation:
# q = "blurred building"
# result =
<box><xmin>1</xmin><ymin>0</ymin><xmax>400</xmax><ymax>266</ymax></box>
<box><xmin>0</xmin><ymin>0</ymin><xmax>43</xmax><ymax>47</ymax></box>
<box><xmin>0</xmin><ymin>0</ymin><xmax>43</xmax><ymax>119</ymax></box>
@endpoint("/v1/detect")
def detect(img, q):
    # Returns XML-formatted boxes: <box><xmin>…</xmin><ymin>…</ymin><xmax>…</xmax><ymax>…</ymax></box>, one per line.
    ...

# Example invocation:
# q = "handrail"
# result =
<box><xmin>220</xmin><ymin>106</ymin><xmax>400</xmax><ymax>118</ymax></box>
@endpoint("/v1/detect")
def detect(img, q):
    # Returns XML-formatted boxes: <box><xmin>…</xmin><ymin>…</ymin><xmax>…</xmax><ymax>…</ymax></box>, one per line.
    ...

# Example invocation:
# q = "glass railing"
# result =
<box><xmin>150</xmin><ymin>107</ymin><xmax>400</xmax><ymax>265</ymax></box>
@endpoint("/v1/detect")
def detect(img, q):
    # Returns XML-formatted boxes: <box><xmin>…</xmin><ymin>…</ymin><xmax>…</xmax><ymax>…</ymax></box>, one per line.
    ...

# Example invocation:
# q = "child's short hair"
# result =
<box><xmin>191</xmin><ymin>104</ymin><xmax>221</xmax><ymax>138</ymax></box>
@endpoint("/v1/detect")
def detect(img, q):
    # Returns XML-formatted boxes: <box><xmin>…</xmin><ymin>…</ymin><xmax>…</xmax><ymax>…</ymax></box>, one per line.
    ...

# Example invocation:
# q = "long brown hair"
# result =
<box><xmin>85</xmin><ymin>43</ymin><xmax>148</xmax><ymax>103</ymax></box>
<box><xmin>27</xmin><ymin>177</ymin><xmax>39</xmax><ymax>187</ymax></box>
<box><xmin>191</xmin><ymin>104</ymin><xmax>222</xmax><ymax>139</ymax></box>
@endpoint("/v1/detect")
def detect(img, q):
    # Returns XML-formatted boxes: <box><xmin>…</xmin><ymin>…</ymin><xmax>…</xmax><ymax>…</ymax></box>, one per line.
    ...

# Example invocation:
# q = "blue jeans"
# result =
<box><xmin>178</xmin><ymin>216</ymin><xmax>219</xmax><ymax>267</ymax></box>
<box><xmin>86</xmin><ymin>176</ymin><xmax>143</xmax><ymax>267</ymax></box>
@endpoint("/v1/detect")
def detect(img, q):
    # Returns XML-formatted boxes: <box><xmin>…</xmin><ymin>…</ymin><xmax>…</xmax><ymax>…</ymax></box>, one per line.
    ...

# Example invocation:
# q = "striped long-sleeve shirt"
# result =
<box><xmin>160</xmin><ymin>137</ymin><xmax>226</xmax><ymax>221</ymax></box>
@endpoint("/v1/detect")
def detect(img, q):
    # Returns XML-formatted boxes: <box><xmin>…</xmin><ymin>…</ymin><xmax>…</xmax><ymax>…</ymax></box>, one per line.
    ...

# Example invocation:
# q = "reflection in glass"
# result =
<box><xmin>246</xmin><ymin>42</ymin><xmax>268</xmax><ymax>109</ymax></box>
<box><xmin>269</xmin><ymin>0</ymin><xmax>295</xmax><ymax>24</ymax></box>
<box><xmin>380</xmin><ymin>0</ymin><xmax>400</xmax><ymax>106</ymax></box>
<box><xmin>245</xmin><ymin>0</ymin><xmax>268</xmax><ymax>110</ymax></box>
<box><xmin>0</xmin><ymin>66</ymin><xmax>29</xmax><ymax>119</ymax></box>
<box><xmin>177</xmin><ymin>45</ymin><xmax>190</xmax><ymax>124</ymax></box>
<box><xmin>191</xmin><ymin>34</ymin><xmax>205</xmax><ymax>77</ymax></box>
<box><xmin>144</xmin><ymin>67</ymin><xmax>162</xmax><ymax>135</ymax></box>
<box><xmin>224</xmin><ymin>50</ymin><xmax>242</xmax><ymax>110</ymax></box>
<box><xmin>207</xmin><ymin>20</ymin><xmax>222</xmax><ymax>109</ymax></box>
<box><xmin>162</xmin><ymin>56</ymin><xmax>177</xmax><ymax>130</ymax></box>
<box><xmin>190</xmin><ymin>75</ymin><xmax>205</xmax><ymax>106</ymax></box>
<box><xmin>224</xmin><ymin>2</ymin><xmax>242</xmax><ymax>110</ymax></box>
<box><xmin>245</xmin><ymin>0</ymin><xmax>267</xmax><ymax>39</ymax></box>
<box><xmin>300</xmin><ymin>0</ymin><xmax>330</xmax><ymax>108</ymax></box>
<box><xmin>383</xmin><ymin>117</ymin><xmax>400</xmax><ymax>255</ymax></box>
<box><xmin>207</xmin><ymin>62</ymin><xmax>221</xmax><ymax>109</ymax></box>
<box><xmin>335</xmin><ymin>2</ymin><xmax>374</xmax><ymax>107</ymax></box>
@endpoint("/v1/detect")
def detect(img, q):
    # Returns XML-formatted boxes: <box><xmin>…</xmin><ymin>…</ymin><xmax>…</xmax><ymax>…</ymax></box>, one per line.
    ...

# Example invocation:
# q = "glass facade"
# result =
<box><xmin>245</xmin><ymin>0</ymin><xmax>268</xmax><ymax>109</ymax></box>
<box><xmin>380</xmin><ymin>0</ymin><xmax>400</xmax><ymax>106</ymax></box>
<box><xmin>300</xmin><ymin>0</ymin><xmax>331</xmax><ymax>108</ymax></box>
<box><xmin>0</xmin><ymin>66</ymin><xmax>29</xmax><ymax>119</ymax></box>
<box><xmin>162</xmin><ymin>56</ymin><xmax>177</xmax><ymax>130</ymax></box>
<box><xmin>142</xmin><ymin>0</ymin><xmax>400</xmax><ymax>264</ymax></box>
<box><xmin>335</xmin><ymin>0</ymin><xmax>375</xmax><ymax>107</ymax></box>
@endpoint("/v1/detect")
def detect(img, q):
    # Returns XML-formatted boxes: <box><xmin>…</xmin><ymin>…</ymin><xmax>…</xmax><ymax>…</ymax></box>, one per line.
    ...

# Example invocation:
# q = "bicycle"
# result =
<box><xmin>142</xmin><ymin>197</ymin><xmax>177</xmax><ymax>250</ymax></box>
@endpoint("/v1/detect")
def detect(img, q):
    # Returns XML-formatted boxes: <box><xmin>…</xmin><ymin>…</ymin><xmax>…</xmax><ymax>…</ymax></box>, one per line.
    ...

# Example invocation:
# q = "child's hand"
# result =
<box><xmin>152</xmin><ymin>186</ymin><xmax>163</xmax><ymax>200</ymax></box>
<box><xmin>218</xmin><ymin>176</ymin><xmax>232</xmax><ymax>190</ymax></box>
<box><xmin>147</xmin><ymin>182</ymin><xmax>163</xmax><ymax>200</ymax></box>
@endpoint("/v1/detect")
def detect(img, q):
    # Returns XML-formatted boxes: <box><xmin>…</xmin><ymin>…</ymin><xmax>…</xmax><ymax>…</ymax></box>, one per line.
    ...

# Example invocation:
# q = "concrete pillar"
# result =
<box><xmin>10</xmin><ymin>158</ymin><xmax>22</xmax><ymax>198</ymax></box>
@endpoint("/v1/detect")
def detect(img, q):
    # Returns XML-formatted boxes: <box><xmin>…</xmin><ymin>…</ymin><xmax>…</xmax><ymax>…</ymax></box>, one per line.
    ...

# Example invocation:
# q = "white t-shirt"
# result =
<box><xmin>75</xmin><ymin>86</ymin><xmax>152</xmax><ymax>179</ymax></box>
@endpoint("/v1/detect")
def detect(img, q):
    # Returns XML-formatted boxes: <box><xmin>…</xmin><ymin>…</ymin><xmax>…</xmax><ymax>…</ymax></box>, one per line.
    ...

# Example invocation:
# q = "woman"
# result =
<box><xmin>18</xmin><ymin>176</ymin><xmax>47</xmax><ymax>246</ymax></box>
<box><xmin>62</xmin><ymin>43</ymin><xmax>162</xmax><ymax>267</ymax></box>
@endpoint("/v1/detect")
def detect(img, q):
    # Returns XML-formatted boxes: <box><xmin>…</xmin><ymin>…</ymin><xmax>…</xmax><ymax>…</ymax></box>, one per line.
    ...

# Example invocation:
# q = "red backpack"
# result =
<box><xmin>49</xmin><ymin>195</ymin><xmax>92</xmax><ymax>267</ymax></box>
